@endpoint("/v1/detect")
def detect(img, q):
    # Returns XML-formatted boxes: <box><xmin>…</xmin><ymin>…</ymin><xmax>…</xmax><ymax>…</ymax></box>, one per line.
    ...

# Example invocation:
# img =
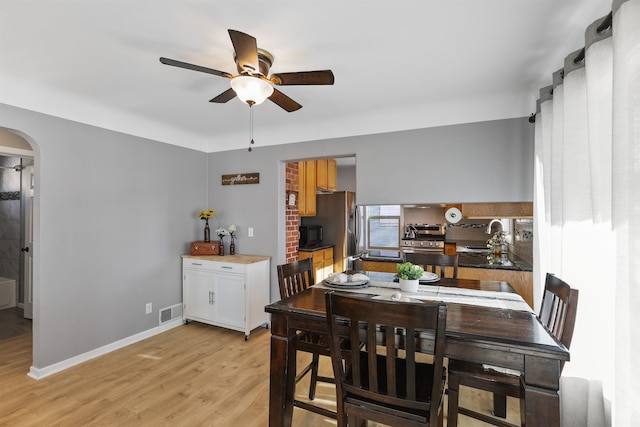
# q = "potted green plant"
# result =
<box><xmin>396</xmin><ymin>262</ymin><xmax>424</xmax><ymax>292</ymax></box>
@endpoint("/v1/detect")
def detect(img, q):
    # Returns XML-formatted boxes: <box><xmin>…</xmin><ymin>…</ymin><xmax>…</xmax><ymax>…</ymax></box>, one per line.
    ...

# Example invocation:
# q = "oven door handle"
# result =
<box><xmin>401</xmin><ymin>248</ymin><xmax>445</xmax><ymax>254</ymax></box>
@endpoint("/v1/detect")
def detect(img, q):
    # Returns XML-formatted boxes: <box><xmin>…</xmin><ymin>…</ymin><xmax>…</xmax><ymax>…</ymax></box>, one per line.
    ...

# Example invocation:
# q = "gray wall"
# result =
<box><xmin>0</xmin><ymin>100</ymin><xmax>532</xmax><ymax>370</ymax></box>
<box><xmin>208</xmin><ymin>117</ymin><xmax>533</xmax><ymax>301</ymax></box>
<box><xmin>1</xmin><ymin>103</ymin><xmax>206</xmax><ymax>369</ymax></box>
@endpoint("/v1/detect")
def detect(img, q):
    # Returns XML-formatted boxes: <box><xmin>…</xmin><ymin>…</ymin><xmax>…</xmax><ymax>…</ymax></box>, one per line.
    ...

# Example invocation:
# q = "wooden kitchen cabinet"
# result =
<box><xmin>298</xmin><ymin>160</ymin><xmax>317</xmax><ymax>216</ymax></box>
<box><xmin>461</xmin><ymin>202</ymin><xmax>533</xmax><ymax>218</ymax></box>
<box><xmin>444</xmin><ymin>242</ymin><xmax>457</xmax><ymax>255</ymax></box>
<box><xmin>458</xmin><ymin>267</ymin><xmax>533</xmax><ymax>308</ymax></box>
<box><xmin>182</xmin><ymin>255</ymin><xmax>270</xmax><ymax>339</ymax></box>
<box><xmin>299</xmin><ymin>159</ymin><xmax>338</xmax><ymax>216</ymax></box>
<box><xmin>327</xmin><ymin>159</ymin><xmax>337</xmax><ymax>190</ymax></box>
<box><xmin>299</xmin><ymin>247</ymin><xmax>334</xmax><ymax>282</ymax></box>
<box><xmin>316</xmin><ymin>159</ymin><xmax>337</xmax><ymax>191</ymax></box>
<box><xmin>362</xmin><ymin>260</ymin><xmax>398</xmax><ymax>273</ymax></box>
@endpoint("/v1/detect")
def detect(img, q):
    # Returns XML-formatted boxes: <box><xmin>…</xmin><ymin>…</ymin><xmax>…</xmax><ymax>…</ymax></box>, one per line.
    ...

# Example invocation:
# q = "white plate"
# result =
<box><xmin>395</xmin><ymin>272</ymin><xmax>440</xmax><ymax>283</ymax></box>
<box><xmin>323</xmin><ymin>280</ymin><xmax>370</xmax><ymax>289</ymax></box>
<box><xmin>325</xmin><ymin>273</ymin><xmax>369</xmax><ymax>287</ymax></box>
<box><xmin>419</xmin><ymin>272</ymin><xmax>440</xmax><ymax>282</ymax></box>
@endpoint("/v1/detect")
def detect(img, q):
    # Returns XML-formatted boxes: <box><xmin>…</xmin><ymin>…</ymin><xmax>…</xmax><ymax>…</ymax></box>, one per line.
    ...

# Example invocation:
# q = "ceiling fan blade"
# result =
<box><xmin>269</xmin><ymin>70</ymin><xmax>335</xmax><ymax>86</ymax></box>
<box><xmin>209</xmin><ymin>88</ymin><xmax>237</xmax><ymax>103</ymax></box>
<box><xmin>228</xmin><ymin>30</ymin><xmax>259</xmax><ymax>74</ymax></box>
<box><xmin>268</xmin><ymin>89</ymin><xmax>302</xmax><ymax>112</ymax></box>
<box><xmin>159</xmin><ymin>57</ymin><xmax>232</xmax><ymax>78</ymax></box>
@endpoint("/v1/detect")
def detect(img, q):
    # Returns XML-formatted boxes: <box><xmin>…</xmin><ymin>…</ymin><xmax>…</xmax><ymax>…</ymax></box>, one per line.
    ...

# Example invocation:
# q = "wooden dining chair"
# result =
<box><xmin>276</xmin><ymin>259</ymin><xmax>336</xmax><ymax>419</ymax></box>
<box><xmin>404</xmin><ymin>253</ymin><xmax>459</xmax><ymax>279</ymax></box>
<box><xmin>447</xmin><ymin>273</ymin><xmax>579</xmax><ymax>427</ymax></box>
<box><xmin>325</xmin><ymin>291</ymin><xmax>448</xmax><ymax>427</ymax></box>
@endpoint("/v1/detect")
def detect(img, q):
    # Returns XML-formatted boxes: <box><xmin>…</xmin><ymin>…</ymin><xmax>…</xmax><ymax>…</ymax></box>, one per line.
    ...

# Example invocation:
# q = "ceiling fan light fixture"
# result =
<box><xmin>230</xmin><ymin>75</ymin><xmax>274</xmax><ymax>105</ymax></box>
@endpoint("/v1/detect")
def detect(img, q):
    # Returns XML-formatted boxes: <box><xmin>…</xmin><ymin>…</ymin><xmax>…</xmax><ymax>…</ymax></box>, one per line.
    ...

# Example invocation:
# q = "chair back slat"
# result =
<box><xmin>277</xmin><ymin>259</ymin><xmax>314</xmax><ymax>299</ymax></box>
<box><xmin>539</xmin><ymin>273</ymin><xmax>580</xmax><ymax>371</ymax></box>
<box><xmin>350</xmin><ymin>320</ymin><xmax>362</xmax><ymax>388</ymax></box>
<box><xmin>326</xmin><ymin>292</ymin><xmax>447</xmax><ymax>426</ymax></box>
<box><xmin>404</xmin><ymin>253</ymin><xmax>459</xmax><ymax>278</ymax></box>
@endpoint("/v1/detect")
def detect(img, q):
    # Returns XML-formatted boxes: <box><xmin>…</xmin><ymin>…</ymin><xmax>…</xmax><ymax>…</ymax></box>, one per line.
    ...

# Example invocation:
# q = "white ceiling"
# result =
<box><xmin>0</xmin><ymin>1</ymin><xmax>610</xmax><ymax>153</ymax></box>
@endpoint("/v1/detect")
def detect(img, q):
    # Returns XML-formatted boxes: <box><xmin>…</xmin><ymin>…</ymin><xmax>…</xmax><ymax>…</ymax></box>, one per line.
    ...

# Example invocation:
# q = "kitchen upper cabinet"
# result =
<box><xmin>327</xmin><ymin>159</ymin><xmax>337</xmax><ymax>190</ymax></box>
<box><xmin>298</xmin><ymin>160</ymin><xmax>317</xmax><ymax>216</ymax></box>
<box><xmin>316</xmin><ymin>159</ymin><xmax>337</xmax><ymax>191</ymax></box>
<box><xmin>299</xmin><ymin>159</ymin><xmax>338</xmax><ymax>216</ymax></box>
<box><xmin>299</xmin><ymin>247</ymin><xmax>334</xmax><ymax>282</ymax></box>
<box><xmin>462</xmin><ymin>202</ymin><xmax>533</xmax><ymax>218</ymax></box>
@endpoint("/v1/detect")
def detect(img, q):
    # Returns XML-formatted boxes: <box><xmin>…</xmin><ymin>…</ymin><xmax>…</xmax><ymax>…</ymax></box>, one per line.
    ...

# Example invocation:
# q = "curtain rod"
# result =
<box><xmin>534</xmin><ymin>9</ymin><xmax>615</xmax><ymax>116</ymax></box>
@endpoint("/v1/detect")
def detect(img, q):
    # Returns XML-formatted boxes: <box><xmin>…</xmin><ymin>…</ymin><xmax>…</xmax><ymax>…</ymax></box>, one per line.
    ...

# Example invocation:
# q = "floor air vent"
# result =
<box><xmin>159</xmin><ymin>303</ymin><xmax>182</xmax><ymax>325</ymax></box>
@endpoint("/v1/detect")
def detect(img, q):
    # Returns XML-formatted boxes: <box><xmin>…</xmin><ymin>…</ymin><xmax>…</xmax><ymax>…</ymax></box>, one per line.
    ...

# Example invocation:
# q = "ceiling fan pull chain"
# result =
<box><xmin>248</xmin><ymin>102</ymin><xmax>255</xmax><ymax>152</ymax></box>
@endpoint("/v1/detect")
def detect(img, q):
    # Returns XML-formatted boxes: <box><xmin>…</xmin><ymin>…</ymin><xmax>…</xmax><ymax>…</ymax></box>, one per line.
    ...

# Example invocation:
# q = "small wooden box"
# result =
<box><xmin>190</xmin><ymin>241</ymin><xmax>220</xmax><ymax>255</ymax></box>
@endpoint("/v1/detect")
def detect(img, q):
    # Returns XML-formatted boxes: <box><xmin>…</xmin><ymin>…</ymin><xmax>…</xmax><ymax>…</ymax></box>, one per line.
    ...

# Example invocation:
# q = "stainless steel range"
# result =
<box><xmin>401</xmin><ymin>224</ymin><xmax>446</xmax><ymax>254</ymax></box>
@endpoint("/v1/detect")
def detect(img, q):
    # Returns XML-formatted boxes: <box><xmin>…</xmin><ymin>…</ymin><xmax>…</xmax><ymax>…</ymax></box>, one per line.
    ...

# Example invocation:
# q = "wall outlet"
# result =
<box><xmin>145</xmin><ymin>302</ymin><xmax>152</xmax><ymax>314</ymax></box>
<box><xmin>248</xmin><ymin>227</ymin><xmax>254</xmax><ymax>237</ymax></box>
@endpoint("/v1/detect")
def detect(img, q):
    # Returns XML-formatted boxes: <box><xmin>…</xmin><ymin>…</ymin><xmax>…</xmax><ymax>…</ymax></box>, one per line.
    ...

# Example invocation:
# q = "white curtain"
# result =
<box><xmin>534</xmin><ymin>0</ymin><xmax>639</xmax><ymax>425</ymax></box>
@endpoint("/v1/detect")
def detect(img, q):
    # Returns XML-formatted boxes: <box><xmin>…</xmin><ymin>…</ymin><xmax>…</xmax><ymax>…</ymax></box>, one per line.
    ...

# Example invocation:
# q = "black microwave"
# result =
<box><xmin>299</xmin><ymin>225</ymin><xmax>323</xmax><ymax>248</ymax></box>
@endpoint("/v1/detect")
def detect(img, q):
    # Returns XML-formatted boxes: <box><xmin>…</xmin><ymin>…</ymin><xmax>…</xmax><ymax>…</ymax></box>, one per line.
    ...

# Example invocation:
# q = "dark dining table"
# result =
<box><xmin>265</xmin><ymin>273</ymin><xmax>569</xmax><ymax>426</ymax></box>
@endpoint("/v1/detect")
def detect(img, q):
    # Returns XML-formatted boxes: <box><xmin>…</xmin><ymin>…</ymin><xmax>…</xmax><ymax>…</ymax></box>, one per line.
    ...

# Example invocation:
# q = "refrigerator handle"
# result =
<box><xmin>355</xmin><ymin>205</ymin><xmax>360</xmax><ymax>251</ymax></box>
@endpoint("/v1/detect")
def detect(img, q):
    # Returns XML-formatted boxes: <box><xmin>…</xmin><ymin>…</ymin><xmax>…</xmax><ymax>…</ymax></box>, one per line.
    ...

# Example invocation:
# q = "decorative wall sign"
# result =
<box><xmin>221</xmin><ymin>172</ymin><xmax>260</xmax><ymax>185</ymax></box>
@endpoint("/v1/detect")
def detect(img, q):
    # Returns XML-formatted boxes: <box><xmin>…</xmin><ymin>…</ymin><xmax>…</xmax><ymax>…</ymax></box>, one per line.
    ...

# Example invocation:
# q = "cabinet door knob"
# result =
<box><xmin>21</xmin><ymin>247</ymin><xmax>29</xmax><ymax>252</ymax></box>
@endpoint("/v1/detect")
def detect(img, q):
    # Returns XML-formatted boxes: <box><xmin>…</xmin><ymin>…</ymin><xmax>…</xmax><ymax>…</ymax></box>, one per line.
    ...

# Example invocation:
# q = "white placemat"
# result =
<box><xmin>314</xmin><ymin>281</ymin><xmax>533</xmax><ymax>312</ymax></box>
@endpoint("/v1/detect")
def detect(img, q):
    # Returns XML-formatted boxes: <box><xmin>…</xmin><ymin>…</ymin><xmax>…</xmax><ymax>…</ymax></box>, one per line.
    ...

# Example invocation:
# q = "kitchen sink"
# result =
<box><xmin>457</xmin><ymin>245</ymin><xmax>491</xmax><ymax>254</ymax></box>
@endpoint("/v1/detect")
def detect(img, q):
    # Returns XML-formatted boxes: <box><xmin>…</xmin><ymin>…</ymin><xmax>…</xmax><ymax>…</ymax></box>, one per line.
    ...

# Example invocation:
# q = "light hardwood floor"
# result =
<box><xmin>0</xmin><ymin>307</ymin><xmax>32</xmax><ymax>342</ymax></box>
<box><xmin>0</xmin><ymin>322</ymin><xmax>520</xmax><ymax>426</ymax></box>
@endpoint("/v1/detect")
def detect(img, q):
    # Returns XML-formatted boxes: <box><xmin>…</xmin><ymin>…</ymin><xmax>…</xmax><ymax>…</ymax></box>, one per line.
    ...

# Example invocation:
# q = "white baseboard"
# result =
<box><xmin>28</xmin><ymin>318</ymin><xmax>183</xmax><ymax>380</ymax></box>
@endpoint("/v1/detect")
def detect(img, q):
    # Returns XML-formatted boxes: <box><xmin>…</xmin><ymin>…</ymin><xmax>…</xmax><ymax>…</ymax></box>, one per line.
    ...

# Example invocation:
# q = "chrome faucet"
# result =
<box><xmin>486</xmin><ymin>219</ymin><xmax>503</xmax><ymax>234</ymax></box>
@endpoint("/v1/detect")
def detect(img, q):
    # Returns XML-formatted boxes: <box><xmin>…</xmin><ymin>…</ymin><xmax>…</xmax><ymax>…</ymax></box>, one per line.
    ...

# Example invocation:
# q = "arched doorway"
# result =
<box><xmin>0</xmin><ymin>129</ymin><xmax>35</xmax><ymax>341</ymax></box>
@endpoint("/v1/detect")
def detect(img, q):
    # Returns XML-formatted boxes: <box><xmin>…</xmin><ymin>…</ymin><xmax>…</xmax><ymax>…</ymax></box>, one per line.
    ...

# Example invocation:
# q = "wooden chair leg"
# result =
<box><xmin>493</xmin><ymin>392</ymin><xmax>507</xmax><ymax>418</ymax></box>
<box><xmin>308</xmin><ymin>352</ymin><xmax>320</xmax><ymax>400</ymax></box>
<box><xmin>447</xmin><ymin>373</ymin><xmax>460</xmax><ymax>427</ymax></box>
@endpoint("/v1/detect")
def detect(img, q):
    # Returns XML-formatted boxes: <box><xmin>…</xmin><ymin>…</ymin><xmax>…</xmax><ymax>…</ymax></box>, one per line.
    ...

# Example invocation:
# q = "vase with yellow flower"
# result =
<box><xmin>197</xmin><ymin>209</ymin><xmax>216</xmax><ymax>242</ymax></box>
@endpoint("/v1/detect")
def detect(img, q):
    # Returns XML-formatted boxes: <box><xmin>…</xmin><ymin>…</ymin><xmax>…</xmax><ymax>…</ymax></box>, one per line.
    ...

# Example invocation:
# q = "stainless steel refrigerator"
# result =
<box><xmin>301</xmin><ymin>191</ymin><xmax>362</xmax><ymax>272</ymax></box>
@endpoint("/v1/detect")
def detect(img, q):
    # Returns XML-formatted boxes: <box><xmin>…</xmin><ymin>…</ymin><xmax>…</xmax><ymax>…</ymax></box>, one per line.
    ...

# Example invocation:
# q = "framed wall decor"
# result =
<box><xmin>221</xmin><ymin>172</ymin><xmax>260</xmax><ymax>185</ymax></box>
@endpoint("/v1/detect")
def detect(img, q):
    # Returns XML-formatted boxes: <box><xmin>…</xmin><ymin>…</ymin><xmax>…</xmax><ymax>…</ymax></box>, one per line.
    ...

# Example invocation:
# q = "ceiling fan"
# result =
<box><xmin>159</xmin><ymin>29</ymin><xmax>335</xmax><ymax>112</ymax></box>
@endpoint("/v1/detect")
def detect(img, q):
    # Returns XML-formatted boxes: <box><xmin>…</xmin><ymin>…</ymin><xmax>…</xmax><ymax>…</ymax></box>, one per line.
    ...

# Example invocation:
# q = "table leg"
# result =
<box><xmin>521</xmin><ymin>355</ymin><xmax>562</xmax><ymax>426</ymax></box>
<box><xmin>269</xmin><ymin>313</ymin><xmax>297</xmax><ymax>427</ymax></box>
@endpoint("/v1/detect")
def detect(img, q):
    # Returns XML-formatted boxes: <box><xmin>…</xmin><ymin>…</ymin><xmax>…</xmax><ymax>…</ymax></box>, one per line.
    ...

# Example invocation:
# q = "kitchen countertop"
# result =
<box><xmin>298</xmin><ymin>244</ymin><xmax>334</xmax><ymax>252</ymax></box>
<box><xmin>182</xmin><ymin>254</ymin><xmax>271</xmax><ymax>264</ymax></box>
<box><xmin>457</xmin><ymin>252</ymin><xmax>532</xmax><ymax>272</ymax></box>
<box><xmin>360</xmin><ymin>250</ymin><xmax>403</xmax><ymax>262</ymax></box>
<box><xmin>359</xmin><ymin>248</ymin><xmax>532</xmax><ymax>272</ymax></box>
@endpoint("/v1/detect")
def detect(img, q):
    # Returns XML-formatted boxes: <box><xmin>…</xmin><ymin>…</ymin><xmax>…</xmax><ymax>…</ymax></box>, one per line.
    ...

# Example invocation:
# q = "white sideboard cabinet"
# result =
<box><xmin>182</xmin><ymin>254</ymin><xmax>270</xmax><ymax>339</ymax></box>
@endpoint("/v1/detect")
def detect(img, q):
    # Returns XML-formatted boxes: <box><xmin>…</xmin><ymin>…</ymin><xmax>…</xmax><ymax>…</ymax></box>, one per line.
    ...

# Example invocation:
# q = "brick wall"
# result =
<box><xmin>285</xmin><ymin>162</ymin><xmax>299</xmax><ymax>263</ymax></box>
